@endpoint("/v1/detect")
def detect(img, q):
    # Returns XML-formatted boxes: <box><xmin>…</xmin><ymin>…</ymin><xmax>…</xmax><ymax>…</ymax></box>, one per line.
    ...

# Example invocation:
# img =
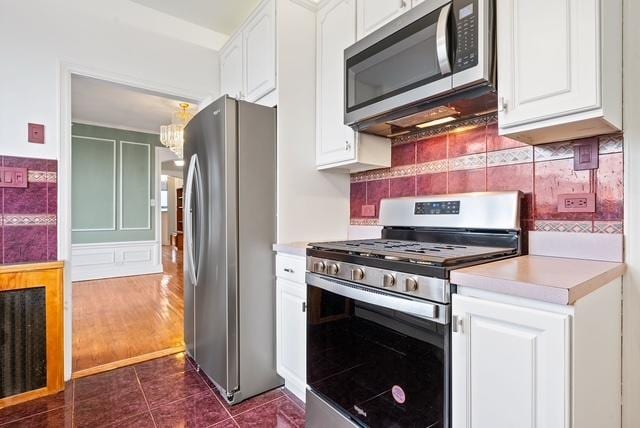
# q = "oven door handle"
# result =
<box><xmin>306</xmin><ymin>273</ymin><xmax>449</xmax><ymax>325</ymax></box>
<box><xmin>436</xmin><ymin>3</ymin><xmax>452</xmax><ymax>75</ymax></box>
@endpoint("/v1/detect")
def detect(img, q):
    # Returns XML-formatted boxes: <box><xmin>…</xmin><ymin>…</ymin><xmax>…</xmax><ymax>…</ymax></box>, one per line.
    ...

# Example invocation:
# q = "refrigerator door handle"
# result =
<box><xmin>184</xmin><ymin>154</ymin><xmax>201</xmax><ymax>286</ymax></box>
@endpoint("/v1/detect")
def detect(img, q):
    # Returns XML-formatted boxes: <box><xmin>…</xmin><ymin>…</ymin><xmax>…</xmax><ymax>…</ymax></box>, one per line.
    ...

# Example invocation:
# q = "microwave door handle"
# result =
<box><xmin>436</xmin><ymin>3</ymin><xmax>452</xmax><ymax>75</ymax></box>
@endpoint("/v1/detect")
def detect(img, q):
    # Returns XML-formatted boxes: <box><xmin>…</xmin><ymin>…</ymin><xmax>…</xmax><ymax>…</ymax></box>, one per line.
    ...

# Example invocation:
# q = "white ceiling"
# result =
<box><xmin>71</xmin><ymin>75</ymin><xmax>197</xmax><ymax>134</ymax></box>
<box><xmin>129</xmin><ymin>0</ymin><xmax>261</xmax><ymax>35</ymax></box>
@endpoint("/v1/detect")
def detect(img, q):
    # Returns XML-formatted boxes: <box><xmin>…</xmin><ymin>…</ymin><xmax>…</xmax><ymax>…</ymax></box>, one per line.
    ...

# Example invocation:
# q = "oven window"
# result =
<box><xmin>307</xmin><ymin>285</ymin><xmax>449</xmax><ymax>427</ymax></box>
<box><xmin>346</xmin><ymin>5</ymin><xmax>450</xmax><ymax>114</ymax></box>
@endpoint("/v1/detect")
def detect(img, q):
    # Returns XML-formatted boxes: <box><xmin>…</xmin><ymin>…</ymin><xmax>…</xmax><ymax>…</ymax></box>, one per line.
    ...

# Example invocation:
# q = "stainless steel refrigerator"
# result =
<box><xmin>183</xmin><ymin>95</ymin><xmax>282</xmax><ymax>404</ymax></box>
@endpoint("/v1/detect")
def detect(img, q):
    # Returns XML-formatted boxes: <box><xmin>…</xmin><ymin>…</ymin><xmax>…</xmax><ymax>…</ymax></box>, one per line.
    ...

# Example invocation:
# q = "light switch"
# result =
<box><xmin>573</xmin><ymin>138</ymin><xmax>599</xmax><ymax>171</ymax></box>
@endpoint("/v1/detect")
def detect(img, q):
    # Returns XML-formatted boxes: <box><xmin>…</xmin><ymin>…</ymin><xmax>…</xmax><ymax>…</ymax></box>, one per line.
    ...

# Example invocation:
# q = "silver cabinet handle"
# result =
<box><xmin>401</xmin><ymin>0</ymin><xmax>407</xmax><ymax>8</ymax></box>
<box><xmin>302</xmin><ymin>302</ymin><xmax>307</xmax><ymax>312</ymax></box>
<box><xmin>345</xmin><ymin>140</ymin><xmax>351</xmax><ymax>151</ymax></box>
<box><xmin>452</xmin><ymin>315</ymin><xmax>464</xmax><ymax>333</ymax></box>
<box><xmin>498</xmin><ymin>97</ymin><xmax>508</xmax><ymax>112</ymax></box>
<box><xmin>284</xmin><ymin>268</ymin><xmax>295</xmax><ymax>274</ymax></box>
<box><xmin>436</xmin><ymin>4</ymin><xmax>452</xmax><ymax>75</ymax></box>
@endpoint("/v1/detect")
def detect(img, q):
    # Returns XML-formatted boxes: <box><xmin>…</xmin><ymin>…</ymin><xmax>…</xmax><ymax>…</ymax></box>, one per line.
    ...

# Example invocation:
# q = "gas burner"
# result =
<box><xmin>312</xmin><ymin>239</ymin><xmax>514</xmax><ymax>265</ymax></box>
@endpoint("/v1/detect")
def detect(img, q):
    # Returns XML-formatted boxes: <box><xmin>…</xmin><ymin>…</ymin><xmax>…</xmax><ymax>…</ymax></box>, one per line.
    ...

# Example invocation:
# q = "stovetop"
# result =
<box><xmin>311</xmin><ymin>239</ymin><xmax>515</xmax><ymax>265</ymax></box>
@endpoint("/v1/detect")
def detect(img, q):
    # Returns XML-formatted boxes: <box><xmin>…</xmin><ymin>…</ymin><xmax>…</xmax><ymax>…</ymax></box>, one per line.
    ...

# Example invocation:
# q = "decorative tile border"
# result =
<box><xmin>599</xmin><ymin>135</ymin><xmax>623</xmax><ymax>154</ymax></box>
<box><xmin>2</xmin><ymin>214</ymin><xmax>57</xmax><ymax>226</ymax></box>
<box><xmin>593</xmin><ymin>221</ymin><xmax>624</xmax><ymax>234</ymax></box>
<box><xmin>350</xmin><ymin>218</ymin><xmax>380</xmax><ymax>226</ymax></box>
<box><xmin>27</xmin><ymin>170</ymin><xmax>57</xmax><ymax>183</ymax></box>
<box><xmin>534</xmin><ymin>220</ymin><xmax>593</xmax><ymax>233</ymax></box>
<box><xmin>416</xmin><ymin>159</ymin><xmax>448</xmax><ymax>175</ymax></box>
<box><xmin>487</xmin><ymin>146</ymin><xmax>534</xmax><ymax>167</ymax></box>
<box><xmin>448</xmin><ymin>153</ymin><xmax>486</xmax><ymax>171</ymax></box>
<box><xmin>534</xmin><ymin>141</ymin><xmax>575</xmax><ymax>162</ymax></box>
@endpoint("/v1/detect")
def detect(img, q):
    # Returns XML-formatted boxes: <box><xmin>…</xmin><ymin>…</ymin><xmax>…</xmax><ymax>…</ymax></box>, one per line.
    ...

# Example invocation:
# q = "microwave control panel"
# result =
<box><xmin>453</xmin><ymin>0</ymin><xmax>479</xmax><ymax>72</ymax></box>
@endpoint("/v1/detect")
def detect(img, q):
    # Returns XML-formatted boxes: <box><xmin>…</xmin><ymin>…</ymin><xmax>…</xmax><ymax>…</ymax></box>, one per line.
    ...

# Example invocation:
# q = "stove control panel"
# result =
<box><xmin>307</xmin><ymin>256</ymin><xmax>450</xmax><ymax>303</ymax></box>
<box><xmin>414</xmin><ymin>201</ymin><xmax>460</xmax><ymax>215</ymax></box>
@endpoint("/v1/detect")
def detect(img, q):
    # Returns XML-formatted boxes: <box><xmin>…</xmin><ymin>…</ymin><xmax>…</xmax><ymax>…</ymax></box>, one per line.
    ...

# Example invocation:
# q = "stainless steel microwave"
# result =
<box><xmin>344</xmin><ymin>0</ymin><xmax>496</xmax><ymax>137</ymax></box>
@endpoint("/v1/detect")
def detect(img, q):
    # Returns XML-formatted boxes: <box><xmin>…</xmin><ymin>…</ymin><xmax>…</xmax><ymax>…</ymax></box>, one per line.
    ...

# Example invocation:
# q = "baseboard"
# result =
<box><xmin>71</xmin><ymin>240</ymin><xmax>162</xmax><ymax>281</ymax></box>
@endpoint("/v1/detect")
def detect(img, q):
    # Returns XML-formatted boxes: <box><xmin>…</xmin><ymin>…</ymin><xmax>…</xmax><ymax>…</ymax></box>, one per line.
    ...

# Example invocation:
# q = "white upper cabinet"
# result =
<box><xmin>316</xmin><ymin>0</ymin><xmax>391</xmax><ymax>172</ymax></box>
<box><xmin>220</xmin><ymin>33</ymin><xmax>244</xmax><ymax>100</ymax></box>
<box><xmin>356</xmin><ymin>0</ymin><xmax>410</xmax><ymax>39</ymax></box>
<box><xmin>452</xmin><ymin>294</ymin><xmax>570</xmax><ymax>428</ymax></box>
<box><xmin>218</xmin><ymin>0</ymin><xmax>276</xmax><ymax>105</ymax></box>
<box><xmin>243</xmin><ymin>0</ymin><xmax>276</xmax><ymax>102</ymax></box>
<box><xmin>316</xmin><ymin>0</ymin><xmax>357</xmax><ymax>167</ymax></box>
<box><xmin>497</xmin><ymin>0</ymin><xmax>622</xmax><ymax>144</ymax></box>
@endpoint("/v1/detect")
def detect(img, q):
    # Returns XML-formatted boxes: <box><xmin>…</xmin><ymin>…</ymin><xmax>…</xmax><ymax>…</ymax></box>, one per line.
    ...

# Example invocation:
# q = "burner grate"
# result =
<box><xmin>311</xmin><ymin>239</ymin><xmax>514</xmax><ymax>265</ymax></box>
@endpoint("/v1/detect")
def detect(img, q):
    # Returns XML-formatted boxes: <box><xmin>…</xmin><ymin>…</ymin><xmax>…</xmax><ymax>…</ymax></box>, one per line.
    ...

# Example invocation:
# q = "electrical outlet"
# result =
<box><xmin>557</xmin><ymin>193</ymin><xmax>596</xmax><ymax>213</ymax></box>
<box><xmin>361</xmin><ymin>204</ymin><xmax>376</xmax><ymax>217</ymax></box>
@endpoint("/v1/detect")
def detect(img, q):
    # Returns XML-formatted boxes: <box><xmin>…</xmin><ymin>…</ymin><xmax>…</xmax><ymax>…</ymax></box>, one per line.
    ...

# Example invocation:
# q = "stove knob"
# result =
<box><xmin>405</xmin><ymin>277</ymin><xmax>419</xmax><ymax>292</ymax></box>
<box><xmin>327</xmin><ymin>263</ymin><xmax>340</xmax><ymax>275</ymax></box>
<box><xmin>312</xmin><ymin>261</ymin><xmax>326</xmax><ymax>273</ymax></box>
<box><xmin>351</xmin><ymin>268</ymin><xmax>365</xmax><ymax>281</ymax></box>
<box><xmin>382</xmin><ymin>273</ymin><xmax>395</xmax><ymax>288</ymax></box>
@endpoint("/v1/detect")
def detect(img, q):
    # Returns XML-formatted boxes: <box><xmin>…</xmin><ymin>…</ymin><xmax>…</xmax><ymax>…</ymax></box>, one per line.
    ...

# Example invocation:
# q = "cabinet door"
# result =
<box><xmin>452</xmin><ymin>294</ymin><xmax>570</xmax><ymax>428</ymax></box>
<box><xmin>220</xmin><ymin>33</ymin><xmax>244</xmax><ymax>99</ymax></box>
<box><xmin>243</xmin><ymin>0</ymin><xmax>276</xmax><ymax>102</ymax></box>
<box><xmin>356</xmin><ymin>0</ymin><xmax>410</xmax><ymax>39</ymax></box>
<box><xmin>497</xmin><ymin>0</ymin><xmax>599</xmax><ymax>129</ymax></box>
<box><xmin>316</xmin><ymin>0</ymin><xmax>356</xmax><ymax>167</ymax></box>
<box><xmin>276</xmin><ymin>278</ymin><xmax>306</xmax><ymax>398</ymax></box>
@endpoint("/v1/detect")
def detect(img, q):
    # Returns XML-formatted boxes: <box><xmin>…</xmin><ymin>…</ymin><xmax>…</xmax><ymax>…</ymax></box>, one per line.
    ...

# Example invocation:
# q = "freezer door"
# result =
<box><xmin>184</xmin><ymin>96</ymin><xmax>239</xmax><ymax>398</ymax></box>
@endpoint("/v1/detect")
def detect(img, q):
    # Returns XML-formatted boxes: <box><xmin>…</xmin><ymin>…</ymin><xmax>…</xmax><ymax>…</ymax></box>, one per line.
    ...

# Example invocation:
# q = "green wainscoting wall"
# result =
<box><xmin>71</xmin><ymin>123</ymin><xmax>163</xmax><ymax>244</ymax></box>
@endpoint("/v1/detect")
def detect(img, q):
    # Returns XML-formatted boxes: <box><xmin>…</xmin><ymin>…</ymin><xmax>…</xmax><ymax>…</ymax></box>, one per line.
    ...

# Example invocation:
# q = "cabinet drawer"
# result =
<box><xmin>275</xmin><ymin>254</ymin><xmax>306</xmax><ymax>283</ymax></box>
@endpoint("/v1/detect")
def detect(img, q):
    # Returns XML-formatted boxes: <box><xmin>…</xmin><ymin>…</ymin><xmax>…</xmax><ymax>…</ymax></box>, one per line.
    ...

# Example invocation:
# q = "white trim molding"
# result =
<box><xmin>70</xmin><ymin>135</ymin><xmax>117</xmax><ymax>232</ymax></box>
<box><xmin>71</xmin><ymin>240</ymin><xmax>162</xmax><ymax>281</ymax></box>
<box><xmin>73</xmin><ymin>120</ymin><xmax>161</xmax><ymax>136</ymax></box>
<box><xmin>119</xmin><ymin>140</ymin><xmax>152</xmax><ymax>231</ymax></box>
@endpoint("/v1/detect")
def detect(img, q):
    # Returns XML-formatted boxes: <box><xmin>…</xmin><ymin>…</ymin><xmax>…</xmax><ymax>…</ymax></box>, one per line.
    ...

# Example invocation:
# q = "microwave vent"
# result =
<box><xmin>386</xmin><ymin>106</ymin><xmax>459</xmax><ymax>129</ymax></box>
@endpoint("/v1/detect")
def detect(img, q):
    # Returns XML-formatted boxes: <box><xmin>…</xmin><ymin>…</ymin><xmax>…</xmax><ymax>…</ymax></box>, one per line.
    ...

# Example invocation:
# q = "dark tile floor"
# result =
<box><xmin>0</xmin><ymin>353</ymin><xmax>305</xmax><ymax>427</ymax></box>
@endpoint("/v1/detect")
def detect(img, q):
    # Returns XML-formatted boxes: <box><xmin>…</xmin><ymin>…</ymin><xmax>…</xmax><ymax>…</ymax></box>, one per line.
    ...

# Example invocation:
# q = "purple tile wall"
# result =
<box><xmin>350</xmin><ymin>117</ymin><xmax>624</xmax><ymax>234</ymax></box>
<box><xmin>0</xmin><ymin>156</ymin><xmax>57</xmax><ymax>264</ymax></box>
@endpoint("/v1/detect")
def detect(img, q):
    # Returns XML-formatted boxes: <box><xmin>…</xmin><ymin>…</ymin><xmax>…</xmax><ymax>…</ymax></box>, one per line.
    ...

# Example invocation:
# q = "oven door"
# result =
<box><xmin>305</xmin><ymin>272</ymin><xmax>450</xmax><ymax>428</ymax></box>
<box><xmin>344</xmin><ymin>0</ymin><xmax>455</xmax><ymax>125</ymax></box>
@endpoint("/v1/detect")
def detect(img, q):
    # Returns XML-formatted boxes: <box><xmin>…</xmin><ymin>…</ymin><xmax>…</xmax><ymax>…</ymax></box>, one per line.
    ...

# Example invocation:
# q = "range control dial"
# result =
<box><xmin>404</xmin><ymin>277</ymin><xmax>419</xmax><ymax>292</ymax></box>
<box><xmin>327</xmin><ymin>263</ymin><xmax>340</xmax><ymax>275</ymax></box>
<box><xmin>351</xmin><ymin>268</ymin><xmax>365</xmax><ymax>281</ymax></box>
<box><xmin>312</xmin><ymin>261</ymin><xmax>326</xmax><ymax>273</ymax></box>
<box><xmin>382</xmin><ymin>273</ymin><xmax>396</xmax><ymax>288</ymax></box>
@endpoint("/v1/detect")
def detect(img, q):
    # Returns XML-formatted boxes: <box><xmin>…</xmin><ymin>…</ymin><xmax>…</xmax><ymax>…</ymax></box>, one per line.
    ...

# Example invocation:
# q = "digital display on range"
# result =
<box><xmin>415</xmin><ymin>201</ymin><xmax>461</xmax><ymax>215</ymax></box>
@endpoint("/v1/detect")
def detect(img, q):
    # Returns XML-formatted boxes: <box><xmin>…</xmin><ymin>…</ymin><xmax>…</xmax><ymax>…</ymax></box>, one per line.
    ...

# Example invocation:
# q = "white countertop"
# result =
<box><xmin>451</xmin><ymin>255</ymin><xmax>626</xmax><ymax>305</ymax></box>
<box><xmin>272</xmin><ymin>242</ymin><xmax>308</xmax><ymax>257</ymax></box>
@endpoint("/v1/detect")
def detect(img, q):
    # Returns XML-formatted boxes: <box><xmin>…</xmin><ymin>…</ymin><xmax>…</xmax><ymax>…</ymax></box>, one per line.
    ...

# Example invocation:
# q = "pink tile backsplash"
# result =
<box><xmin>0</xmin><ymin>155</ymin><xmax>57</xmax><ymax>263</ymax></box>
<box><xmin>350</xmin><ymin>117</ymin><xmax>624</xmax><ymax>233</ymax></box>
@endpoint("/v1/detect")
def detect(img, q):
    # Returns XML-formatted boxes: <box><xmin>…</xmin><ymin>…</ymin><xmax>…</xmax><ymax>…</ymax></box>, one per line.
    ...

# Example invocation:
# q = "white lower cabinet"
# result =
<box><xmin>276</xmin><ymin>266</ymin><xmax>306</xmax><ymax>402</ymax></box>
<box><xmin>452</xmin><ymin>294</ymin><xmax>570</xmax><ymax>428</ymax></box>
<box><xmin>452</xmin><ymin>281</ymin><xmax>622</xmax><ymax>428</ymax></box>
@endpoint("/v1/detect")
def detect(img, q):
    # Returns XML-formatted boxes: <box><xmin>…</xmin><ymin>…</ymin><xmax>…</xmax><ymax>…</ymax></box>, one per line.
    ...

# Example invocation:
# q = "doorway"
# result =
<box><xmin>68</xmin><ymin>74</ymin><xmax>195</xmax><ymax>377</ymax></box>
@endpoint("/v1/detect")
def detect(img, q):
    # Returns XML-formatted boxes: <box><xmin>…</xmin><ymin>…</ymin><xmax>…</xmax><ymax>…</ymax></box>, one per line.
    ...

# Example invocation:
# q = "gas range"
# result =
<box><xmin>305</xmin><ymin>192</ymin><xmax>522</xmax><ymax>428</ymax></box>
<box><xmin>307</xmin><ymin>191</ymin><xmax>522</xmax><ymax>304</ymax></box>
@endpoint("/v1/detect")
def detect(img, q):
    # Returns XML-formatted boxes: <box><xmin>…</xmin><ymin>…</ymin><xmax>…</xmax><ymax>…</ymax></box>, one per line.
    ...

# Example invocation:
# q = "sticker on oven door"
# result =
<box><xmin>391</xmin><ymin>385</ymin><xmax>406</xmax><ymax>404</ymax></box>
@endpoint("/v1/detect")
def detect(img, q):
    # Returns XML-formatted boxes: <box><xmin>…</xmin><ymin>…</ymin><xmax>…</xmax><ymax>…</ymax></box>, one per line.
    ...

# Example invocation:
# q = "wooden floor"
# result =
<box><xmin>72</xmin><ymin>246</ymin><xmax>184</xmax><ymax>375</ymax></box>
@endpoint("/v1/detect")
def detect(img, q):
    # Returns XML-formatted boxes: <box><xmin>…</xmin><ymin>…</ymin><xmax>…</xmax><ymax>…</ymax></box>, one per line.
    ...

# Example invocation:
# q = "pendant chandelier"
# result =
<box><xmin>160</xmin><ymin>103</ymin><xmax>193</xmax><ymax>159</ymax></box>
